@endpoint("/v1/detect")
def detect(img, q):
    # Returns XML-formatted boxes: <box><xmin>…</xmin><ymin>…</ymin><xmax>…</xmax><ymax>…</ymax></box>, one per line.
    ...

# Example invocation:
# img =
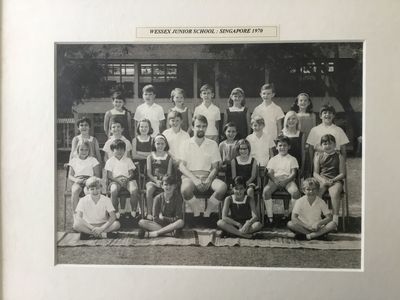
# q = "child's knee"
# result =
<box><xmin>287</xmin><ymin>220</ymin><xmax>294</xmax><ymax>229</ymax></box>
<box><xmin>111</xmin><ymin>220</ymin><xmax>121</xmax><ymax>230</ymax></box>
<box><xmin>217</xmin><ymin>219</ymin><xmax>226</xmax><ymax>228</ymax></box>
<box><xmin>175</xmin><ymin>219</ymin><xmax>184</xmax><ymax>229</ymax></box>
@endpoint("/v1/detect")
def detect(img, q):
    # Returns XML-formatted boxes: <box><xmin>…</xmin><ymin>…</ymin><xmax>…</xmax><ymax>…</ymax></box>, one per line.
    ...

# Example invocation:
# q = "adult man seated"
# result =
<box><xmin>179</xmin><ymin>114</ymin><xmax>227</xmax><ymax>217</ymax></box>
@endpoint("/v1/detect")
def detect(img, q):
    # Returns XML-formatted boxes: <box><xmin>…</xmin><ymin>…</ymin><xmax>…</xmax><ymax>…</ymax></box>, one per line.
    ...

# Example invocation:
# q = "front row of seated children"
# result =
<box><xmin>72</xmin><ymin>174</ymin><xmax>337</xmax><ymax>241</ymax></box>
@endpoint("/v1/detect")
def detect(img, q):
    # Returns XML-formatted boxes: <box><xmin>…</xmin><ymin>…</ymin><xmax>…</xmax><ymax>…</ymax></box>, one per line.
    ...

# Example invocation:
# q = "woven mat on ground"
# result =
<box><xmin>57</xmin><ymin>230</ymin><xmax>361</xmax><ymax>250</ymax></box>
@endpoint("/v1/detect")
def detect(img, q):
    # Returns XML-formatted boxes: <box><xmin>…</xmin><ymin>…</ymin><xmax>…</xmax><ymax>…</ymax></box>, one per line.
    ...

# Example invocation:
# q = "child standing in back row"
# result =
<box><xmin>134</xmin><ymin>85</ymin><xmax>166</xmax><ymax>137</ymax></box>
<box><xmin>193</xmin><ymin>84</ymin><xmax>221</xmax><ymax>142</ymax></box>
<box><xmin>104</xmin><ymin>91</ymin><xmax>132</xmax><ymax>141</ymax></box>
<box><xmin>169</xmin><ymin>88</ymin><xmax>192</xmax><ymax>133</ymax></box>
<box><xmin>290</xmin><ymin>93</ymin><xmax>316</xmax><ymax>141</ymax></box>
<box><xmin>252</xmin><ymin>83</ymin><xmax>285</xmax><ymax>140</ymax></box>
<box><xmin>225</xmin><ymin>87</ymin><xmax>250</xmax><ymax>139</ymax></box>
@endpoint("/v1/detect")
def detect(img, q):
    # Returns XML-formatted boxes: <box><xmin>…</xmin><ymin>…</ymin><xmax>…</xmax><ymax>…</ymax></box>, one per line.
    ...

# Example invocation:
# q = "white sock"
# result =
<box><xmin>289</xmin><ymin>199</ymin><xmax>296</xmax><ymax>213</ymax></box>
<box><xmin>131</xmin><ymin>211</ymin><xmax>137</xmax><ymax>218</ymax></box>
<box><xmin>264</xmin><ymin>199</ymin><xmax>273</xmax><ymax>218</ymax></box>
<box><xmin>333</xmin><ymin>215</ymin><xmax>339</xmax><ymax>225</ymax></box>
<box><xmin>115</xmin><ymin>212</ymin><xmax>121</xmax><ymax>219</ymax></box>
<box><xmin>204</xmin><ymin>196</ymin><xmax>220</xmax><ymax>217</ymax></box>
<box><xmin>187</xmin><ymin>197</ymin><xmax>202</xmax><ymax>217</ymax></box>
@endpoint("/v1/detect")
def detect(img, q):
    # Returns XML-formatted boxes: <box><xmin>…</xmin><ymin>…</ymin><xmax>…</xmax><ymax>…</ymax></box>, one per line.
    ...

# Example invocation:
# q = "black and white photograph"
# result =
<box><xmin>5</xmin><ymin>1</ymin><xmax>400</xmax><ymax>299</ymax></box>
<box><xmin>56</xmin><ymin>43</ymin><xmax>362</xmax><ymax>268</ymax></box>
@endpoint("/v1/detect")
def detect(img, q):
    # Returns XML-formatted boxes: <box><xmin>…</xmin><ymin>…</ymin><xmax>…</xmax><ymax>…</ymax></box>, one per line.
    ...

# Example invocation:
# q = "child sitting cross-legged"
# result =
<box><xmin>287</xmin><ymin>178</ymin><xmax>337</xmax><ymax>240</ymax></box>
<box><xmin>73</xmin><ymin>177</ymin><xmax>120</xmax><ymax>240</ymax></box>
<box><xmin>217</xmin><ymin>176</ymin><xmax>263</xmax><ymax>239</ymax></box>
<box><xmin>138</xmin><ymin>174</ymin><xmax>184</xmax><ymax>238</ymax></box>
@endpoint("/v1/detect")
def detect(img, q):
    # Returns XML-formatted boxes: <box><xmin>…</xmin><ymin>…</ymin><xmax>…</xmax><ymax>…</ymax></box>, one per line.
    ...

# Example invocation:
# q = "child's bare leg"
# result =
<box><xmin>217</xmin><ymin>220</ymin><xmax>252</xmax><ymax>239</ymax></box>
<box><xmin>71</xmin><ymin>183</ymin><xmax>83</xmax><ymax>214</ymax></box>
<box><xmin>307</xmin><ymin>221</ymin><xmax>337</xmax><ymax>240</ymax></box>
<box><xmin>110</xmin><ymin>183</ymin><xmax>121</xmax><ymax>217</ymax></box>
<box><xmin>248</xmin><ymin>221</ymin><xmax>263</xmax><ymax>234</ymax></box>
<box><xmin>103</xmin><ymin>220</ymin><xmax>121</xmax><ymax>233</ymax></box>
<box><xmin>328</xmin><ymin>182</ymin><xmax>343</xmax><ymax>224</ymax></box>
<box><xmin>138</xmin><ymin>219</ymin><xmax>162</xmax><ymax>232</ymax></box>
<box><xmin>146</xmin><ymin>182</ymin><xmax>158</xmax><ymax>218</ymax></box>
<box><xmin>247</xmin><ymin>187</ymin><xmax>255</xmax><ymax>199</ymax></box>
<box><xmin>72</xmin><ymin>217</ymin><xmax>93</xmax><ymax>234</ymax></box>
<box><xmin>285</xmin><ymin>181</ymin><xmax>301</xmax><ymax>216</ymax></box>
<box><xmin>155</xmin><ymin>219</ymin><xmax>184</xmax><ymax>236</ymax></box>
<box><xmin>263</xmin><ymin>181</ymin><xmax>278</xmax><ymax>222</ymax></box>
<box><xmin>128</xmin><ymin>181</ymin><xmax>139</xmax><ymax>217</ymax></box>
<box><xmin>287</xmin><ymin>220</ymin><xmax>311</xmax><ymax>235</ymax></box>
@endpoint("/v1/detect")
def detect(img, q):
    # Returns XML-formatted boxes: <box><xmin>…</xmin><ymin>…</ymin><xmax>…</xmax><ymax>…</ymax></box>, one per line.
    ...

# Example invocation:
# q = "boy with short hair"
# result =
<box><xmin>246</xmin><ymin>115</ymin><xmax>275</xmax><ymax>167</ymax></box>
<box><xmin>306</xmin><ymin>104</ymin><xmax>349</xmax><ymax>160</ymax></box>
<box><xmin>73</xmin><ymin>177</ymin><xmax>120</xmax><ymax>240</ymax></box>
<box><xmin>105</xmin><ymin>139</ymin><xmax>140</xmax><ymax>219</ymax></box>
<box><xmin>102</xmin><ymin>119</ymin><xmax>132</xmax><ymax>160</ymax></box>
<box><xmin>193</xmin><ymin>84</ymin><xmax>221</xmax><ymax>142</ymax></box>
<box><xmin>263</xmin><ymin>135</ymin><xmax>301</xmax><ymax>224</ymax></box>
<box><xmin>134</xmin><ymin>85</ymin><xmax>166</xmax><ymax>136</ymax></box>
<box><xmin>287</xmin><ymin>178</ymin><xmax>337</xmax><ymax>240</ymax></box>
<box><xmin>252</xmin><ymin>83</ymin><xmax>285</xmax><ymax>140</ymax></box>
<box><xmin>162</xmin><ymin>110</ymin><xmax>190</xmax><ymax>161</ymax></box>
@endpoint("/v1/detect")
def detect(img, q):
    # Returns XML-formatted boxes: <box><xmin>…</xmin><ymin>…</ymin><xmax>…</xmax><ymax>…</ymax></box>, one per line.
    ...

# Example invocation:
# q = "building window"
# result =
<box><xmin>138</xmin><ymin>63</ymin><xmax>193</xmax><ymax>98</ymax></box>
<box><xmin>104</xmin><ymin>63</ymin><xmax>135</xmax><ymax>97</ymax></box>
<box><xmin>139</xmin><ymin>63</ymin><xmax>178</xmax><ymax>83</ymax></box>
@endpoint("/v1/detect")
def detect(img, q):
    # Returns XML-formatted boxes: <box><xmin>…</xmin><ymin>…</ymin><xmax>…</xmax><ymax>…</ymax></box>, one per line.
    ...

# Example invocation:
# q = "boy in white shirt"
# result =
<box><xmin>287</xmin><ymin>178</ymin><xmax>337</xmax><ymax>240</ymax></box>
<box><xmin>193</xmin><ymin>84</ymin><xmax>221</xmax><ymax>142</ymax></box>
<box><xmin>306</xmin><ymin>104</ymin><xmax>349</xmax><ymax>160</ymax></box>
<box><xmin>163</xmin><ymin>110</ymin><xmax>190</xmax><ymax>162</ymax></box>
<box><xmin>252</xmin><ymin>83</ymin><xmax>284</xmax><ymax>140</ymax></box>
<box><xmin>105</xmin><ymin>139</ymin><xmax>140</xmax><ymax>219</ymax></box>
<box><xmin>246</xmin><ymin>115</ymin><xmax>275</xmax><ymax>167</ymax></box>
<box><xmin>263</xmin><ymin>135</ymin><xmax>301</xmax><ymax>224</ymax></box>
<box><xmin>73</xmin><ymin>177</ymin><xmax>120</xmax><ymax>240</ymax></box>
<box><xmin>102</xmin><ymin>119</ymin><xmax>132</xmax><ymax>160</ymax></box>
<box><xmin>134</xmin><ymin>84</ymin><xmax>166</xmax><ymax>136</ymax></box>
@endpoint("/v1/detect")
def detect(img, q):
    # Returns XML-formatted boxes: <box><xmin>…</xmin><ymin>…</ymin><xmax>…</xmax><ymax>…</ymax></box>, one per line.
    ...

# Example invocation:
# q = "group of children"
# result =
<box><xmin>67</xmin><ymin>82</ymin><xmax>349</xmax><ymax>241</ymax></box>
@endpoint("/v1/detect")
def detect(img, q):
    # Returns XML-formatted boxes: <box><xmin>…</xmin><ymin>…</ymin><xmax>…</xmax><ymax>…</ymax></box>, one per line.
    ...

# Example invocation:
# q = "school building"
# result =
<box><xmin>57</xmin><ymin>43</ymin><xmax>362</xmax><ymax>158</ymax></box>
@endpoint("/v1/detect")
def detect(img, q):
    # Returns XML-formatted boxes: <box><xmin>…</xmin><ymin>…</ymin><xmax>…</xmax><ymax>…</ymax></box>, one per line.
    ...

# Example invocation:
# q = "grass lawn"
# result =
<box><xmin>57</xmin><ymin>246</ymin><xmax>360</xmax><ymax>269</ymax></box>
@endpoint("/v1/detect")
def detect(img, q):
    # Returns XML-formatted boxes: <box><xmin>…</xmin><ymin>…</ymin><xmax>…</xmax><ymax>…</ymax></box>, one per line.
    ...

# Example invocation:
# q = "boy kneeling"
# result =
<box><xmin>73</xmin><ymin>177</ymin><xmax>120</xmax><ymax>239</ymax></box>
<box><xmin>138</xmin><ymin>175</ymin><xmax>184</xmax><ymax>238</ymax></box>
<box><xmin>287</xmin><ymin>178</ymin><xmax>337</xmax><ymax>240</ymax></box>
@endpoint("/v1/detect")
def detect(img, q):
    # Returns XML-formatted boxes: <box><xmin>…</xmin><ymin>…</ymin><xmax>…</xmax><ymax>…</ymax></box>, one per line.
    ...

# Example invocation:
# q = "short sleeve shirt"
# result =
<box><xmin>179</xmin><ymin>137</ymin><xmax>221</xmax><ymax>172</ymax></box>
<box><xmin>193</xmin><ymin>103</ymin><xmax>221</xmax><ymax>136</ymax></box>
<box><xmin>76</xmin><ymin>194</ymin><xmax>115</xmax><ymax>224</ymax></box>
<box><xmin>252</xmin><ymin>102</ymin><xmax>284</xmax><ymax>139</ymax></box>
<box><xmin>102</xmin><ymin>136</ymin><xmax>132</xmax><ymax>158</ymax></box>
<box><xmin>68</xmin><ymin>156</ymin><xmax>99</xmax><ymax>177</ymax></box>
<box><xmin>267</xmin><ymin>154</ymin><xmax>299</xmax><ymax>177</ymax></box>
<box><xmin>292</xmin><ymin>196</ymin><xmax>331</xmax><ymax>226</ymax></box>
<box><xmin>246</xmin><ymin>132</ymin><xmax>275</xmax><ymax>167</ymax></box>
<box><xmin>105</xmin><ymin>156</ymin><xmax>136</xmax><ymax>178</ymax></box>
<box><xmin>134</xmin><ymin>103</ymin><xmax>165</xmax><ymax>136</ymax></box>
<box><xmin>306</xmin><ymin>124</ymin><xmax>349</xmax><ymax>151</ymax></box>
<box><xmin>162</xmin><ymin>128</ymin><xmax>190</xmax><ymax>159</ymax></box>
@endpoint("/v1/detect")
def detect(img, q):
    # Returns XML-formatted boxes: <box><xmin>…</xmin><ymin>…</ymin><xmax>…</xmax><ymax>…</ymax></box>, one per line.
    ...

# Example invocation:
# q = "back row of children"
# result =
<box><xmin>68</xmin><ymin>82</ymin><xmax>349</xmax><ymax>238</ymax></box>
